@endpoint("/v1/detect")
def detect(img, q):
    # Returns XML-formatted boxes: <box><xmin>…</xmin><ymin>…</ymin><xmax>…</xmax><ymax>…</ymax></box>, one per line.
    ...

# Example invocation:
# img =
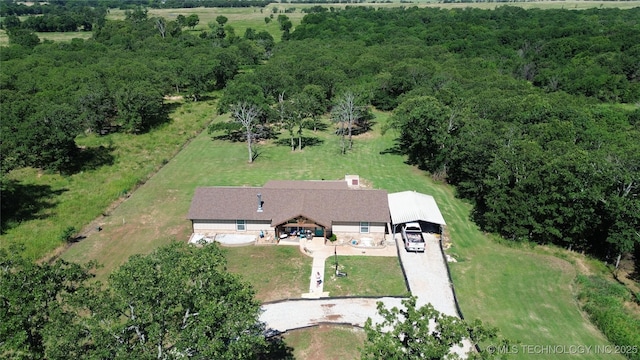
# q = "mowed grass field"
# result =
<box><xmin>58</xmin><ymin>100</ymin><xmax>619</xmax><ymax>359</ymax></box>
<box><xmin>3</xmin><ymin>4</ymin><xmax>633</xmax><ymax>358</ymax></box>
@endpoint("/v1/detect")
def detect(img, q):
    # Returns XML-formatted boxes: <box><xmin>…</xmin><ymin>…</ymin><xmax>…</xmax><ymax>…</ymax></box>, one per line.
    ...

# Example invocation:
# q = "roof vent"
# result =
<box><xmin>257</xmin><ymin>193</ymin><xmax>263</xmax><ymax>212</ymax></box>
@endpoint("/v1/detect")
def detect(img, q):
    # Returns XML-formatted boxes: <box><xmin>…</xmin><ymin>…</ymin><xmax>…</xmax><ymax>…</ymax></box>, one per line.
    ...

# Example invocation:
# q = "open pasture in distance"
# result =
<box><xmin>36</xmin><ymin>31</ymin><xmax>92</xmax><ymax>43</ymax></box>
<box><xmin>109</xmin><ymin>6</ymin><xmax>298</xmax><ymax>41</ymax></box>
<box><xmin>3</xmin><ymin>3</ymin><xmax>636</xmax><ymax>357</ymax></box>
<box><xmin>0</xmin><ymin>30</ymin><xmax>91</xmax><ymax>46</ymax></box>
<box><xmin>59</xmin><ymin>102</ymin><xmax>618</xmax><ymax>359</ymax></box>
<box><xmin>3</xmin><ymin>2</ymin><xmax>636</xmax><ymax>46</ymax></box>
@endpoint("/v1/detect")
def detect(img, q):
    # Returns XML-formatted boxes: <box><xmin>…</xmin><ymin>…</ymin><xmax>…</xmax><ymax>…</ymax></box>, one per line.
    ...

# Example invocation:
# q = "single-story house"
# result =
<box><xmin>187</xmin><ymin>178</ymin><xmax>390</xmax><ymax>241</ymax></box>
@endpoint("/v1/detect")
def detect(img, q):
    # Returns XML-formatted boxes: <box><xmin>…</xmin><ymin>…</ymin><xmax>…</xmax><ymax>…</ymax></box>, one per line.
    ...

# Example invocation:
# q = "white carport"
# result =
<box><xmin>388</xmin><ymin>191</ymin><xmax>446</xmax><ymax>233</ymax></box>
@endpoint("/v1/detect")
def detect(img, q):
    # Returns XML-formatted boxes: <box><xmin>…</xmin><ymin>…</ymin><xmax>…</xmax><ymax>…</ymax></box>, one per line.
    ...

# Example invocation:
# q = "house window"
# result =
<box><xmin>360</xmin><ymin>222</ymin><xmax>370</xmax><ymax>233</ymax></box>
<box><xmin>236</xmin><ymin>220</ymin><xmax>246</xmax><ymax>231</ymax></box>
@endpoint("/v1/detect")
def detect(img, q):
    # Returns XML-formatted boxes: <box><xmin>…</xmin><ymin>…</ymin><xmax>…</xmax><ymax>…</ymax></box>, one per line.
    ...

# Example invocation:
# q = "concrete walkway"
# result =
<box><xmin>259</xmin><ymin>234</ymin><xmax>472</xmax><ymax>357</ymax></box>
<box><xmin>299</xmin><ymin>236</ymin><xmax>397</xmax><ymax>298</ymax></box>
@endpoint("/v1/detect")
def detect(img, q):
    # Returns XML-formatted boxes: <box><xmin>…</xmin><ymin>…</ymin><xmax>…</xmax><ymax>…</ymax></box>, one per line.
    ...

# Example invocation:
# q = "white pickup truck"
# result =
<box><xmin>402</xmin><ymin>222</ymin><xmax>425</xmax><ymax>252</ymax></box>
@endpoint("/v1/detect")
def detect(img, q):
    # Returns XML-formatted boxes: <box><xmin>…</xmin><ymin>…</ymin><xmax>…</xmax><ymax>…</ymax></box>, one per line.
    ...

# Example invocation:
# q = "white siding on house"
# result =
<box><xmin>332</xmin><ymin>222</ymin><xmax>386</xmax><ymax>234</ymax></box>
<box><xmin>369</xmin><ymin>223</ymin><xmax>386</xmax><ymax>234</ymax></box>
<box><xmin>246</xmin><ymin>220</ymin><xmax>273</xmax><ymax>231</ymax></box>
<box><xmin>193</xmin><ymin>219</ymin><xmax>235</xmax><ymax>232</ymax></box>
<box><xmin>193</xmin><ymin>220</ymin><xmax>273</xmax><ymax>233</ymax></box>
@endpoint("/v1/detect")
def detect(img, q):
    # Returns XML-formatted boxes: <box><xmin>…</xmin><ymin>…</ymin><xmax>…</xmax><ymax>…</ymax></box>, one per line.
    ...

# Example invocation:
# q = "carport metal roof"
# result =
<box><xmin>388</xmin><ymin>191</ymin><xmax>446</xmax><ymax>226</ymax></box>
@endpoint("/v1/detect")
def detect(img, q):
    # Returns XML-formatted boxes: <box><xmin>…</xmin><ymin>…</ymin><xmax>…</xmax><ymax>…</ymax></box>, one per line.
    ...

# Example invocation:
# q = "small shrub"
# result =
<box><xmin>576</xmin><ymin>275</ymin><xmax>640</xmax><ymax>359</ymax></box>
<box><xmin>60</xmin><ymin>226</ymin><xmax>77</xmax><ymax>243</ymax></box>
<box><xmin>328</xmin><ymin>234</ymin><xmax>337</xmax><ymax>242</ymax></box>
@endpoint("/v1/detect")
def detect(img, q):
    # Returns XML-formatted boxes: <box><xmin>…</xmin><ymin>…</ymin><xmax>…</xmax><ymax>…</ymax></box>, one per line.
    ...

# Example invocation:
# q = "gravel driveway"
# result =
<box><xmin>396</xmin><ymin>233</ymin><xmax>459</xmax><ymax>316</ymax></box>
<box><xmin>260</xmin><ymin>297</ymin><xmax>404</xmax><ymax>332</ymax></box>
<box><xmin>259</xmin><ymin>232</ymin><xmax>471</xmax><ymax>356</ymax></box>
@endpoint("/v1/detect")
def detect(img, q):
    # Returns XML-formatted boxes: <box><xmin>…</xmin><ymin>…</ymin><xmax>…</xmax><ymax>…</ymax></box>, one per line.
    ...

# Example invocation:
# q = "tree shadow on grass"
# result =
<box><xmin>307</xmin><ymin>121</ymin><xmax>329</xmax><ymax>132</ymax></box>
<box><xmin>629</xmin><ymin>248</ymin><xmax>640</xmax><ymax>283</ymax></box>
<box><xmin>0</xmin><ymin>180</ymin><xmax>68</xmax><ymax>234</ymax></box>
<box><xmin>260</xmin><ymin>334</ymin><xmax>295</xmax><ymax>360</ymax></box>
<box><xmin>164</xmin><ymin>101</ymin><xmax>183</xmax><ymax>116</ymax></box>
<box><xmin>273</xmin><ymin>136</ymin><xmax>324</xmax><ymax>149</ymax></box>
<box><xmin>65</xmin><ymin>144</ymin><xmax>115</xmax><ymax>174</ymax></box>
<box><xmin>379</xmin><ymin>143</ymin><xmax>403</xmax><ymax>155</ymax></box>
<box><xmin>211</xmin><ymin>124</ymin><xmax>279</xmax><ymax>143</ymax></box>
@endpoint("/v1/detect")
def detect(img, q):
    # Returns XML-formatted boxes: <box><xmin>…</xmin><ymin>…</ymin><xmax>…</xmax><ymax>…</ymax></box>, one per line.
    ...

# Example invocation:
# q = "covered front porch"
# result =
<box><xmin>275</xmin><ymin>215</ymin><xmax>327</xmax><ymax>241</ymax></box>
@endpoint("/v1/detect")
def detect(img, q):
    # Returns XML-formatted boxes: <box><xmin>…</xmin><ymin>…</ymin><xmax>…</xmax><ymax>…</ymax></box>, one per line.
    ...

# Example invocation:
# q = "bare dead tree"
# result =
<box><xmin>332</xmin><ymin>91</ymin><xmax>361</xmax><ymax>153</ymax></box>
<box><xmin>331</xmin><ymin>108</ymin><xmax>345</xmax><ymax>155</ymax></box>
<box><xmin>277</xmin><ymin>92</ymin><xmax>296</xmax><ymax>152</ymax></box>
<box><xmin>155</xmin><ymin>18</ymin><xmax>167</xmax><ymax>39</ymax></box>
<box><xmin>231</xmin><ymin>102</ymin><xmax>261</xmax><ymax>163</ymax></box>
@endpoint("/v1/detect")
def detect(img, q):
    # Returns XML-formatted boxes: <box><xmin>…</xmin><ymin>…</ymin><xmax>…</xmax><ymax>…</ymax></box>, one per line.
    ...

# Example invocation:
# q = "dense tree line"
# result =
<box><xmin>0</xmin><ymin>8</ymin><xmax>274</xmax><ymax>174</ymax></box>
<box><xmin>268</xmin><ymin>6</ymin><xmax>639</xmax><ymax>263</ymax></box>
<box><xmin>1</xmin><ymin>7</ymin><xmax>106</xmax><ymax>33</ymax></box>
<box><xmin>0</xmin><ymin>0</ymin><xmax>270</xmax><ymax>16</ymax></box>
<box><xmin>216</xmin><ymin>6</ymin><xmax>640</xmax><ymax>262</ymax></box>
<box><xmin>291</xmin><ymin>6</ymin><xmax>640</xmax><ymax>103</ymax></box>
<box><xmin>0</xmin><ymin>1</ymin><xmax>108</xmax><ymax>33</ymax></box>
<box><xmin>0</xmin><ymin>0</ymin><xmax>107</xmax><ymax>17</ymax></box>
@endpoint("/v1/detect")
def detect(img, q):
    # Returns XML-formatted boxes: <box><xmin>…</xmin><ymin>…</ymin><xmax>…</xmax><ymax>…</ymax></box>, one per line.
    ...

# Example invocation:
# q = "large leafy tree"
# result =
<box><xmin>362</xmin><ymin>297</ymin><xmax>505</xmax><ymax>360</ymax></box>
<box><xmin>0</xmin><ymin>247</ymin><xmax>95</xmax><ymax>359</ymax></box>
<box><xmin>1</xmin><ymin>101</ymin><xmax>81</xmax><ymax>173</ymax></box>
<box><xmin>85</xmin><ymin>242</ymin><xmax>269</xmax><ymax>359</ymax></box>
<box><xmin>1</xmin><ymin>243</ymin><xmax>282</xmax><ymax>359</ymax></box>
<box><xmin>390</xmin><ymin>96</ymin><xmax>455</xmax><ymax>174</ymax></box>
<box><xmin>115</xmin><ymin>81</ymin><xmax>165</xmax><ymax>133</ymax></box>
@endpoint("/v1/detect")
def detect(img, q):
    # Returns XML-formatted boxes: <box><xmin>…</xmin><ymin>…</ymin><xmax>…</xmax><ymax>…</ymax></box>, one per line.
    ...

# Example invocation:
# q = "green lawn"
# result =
<box><xmin>323</xmin><ymin>256</ymin><xmax>409</xmax><ymax>297</ymax></box>
<box><xmin>55</xmin><ymin>100</ymin><xmax>619</xmax><ymax>359</ymax></box>
<box><xmin>59</xmin><ymin>109</ymin><xmax>402</xmax><ymax>281</ymax></box>
<box><xmin>3</xmin><ymin>3</ymin><xmax>632</xmax><ymax>357</ymax></box>
<box><xmin>0</xmin><ymin>99</ymin><xmax>214</xmax><ymax>260</ymax></box>
<box><xmin>224</xmin><ymin>245</ymin><xmax>311</xmax><ymax>302</ymax></box>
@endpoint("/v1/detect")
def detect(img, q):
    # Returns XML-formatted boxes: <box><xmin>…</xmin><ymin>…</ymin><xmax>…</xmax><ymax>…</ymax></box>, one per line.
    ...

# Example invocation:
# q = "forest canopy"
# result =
<box><xmin>1</xmin><ymin>4</ymin><xmax>639</xmax><ymax>357</ymax></box>
<box><xmin>1</xmin><ymin>4</ymin><xmax>639</xmax><ymax>263</ymax></box>
<box><xmin>221</xmin><ymin>5</ymin><xmax>640</xmax><ymax>261</ymax></box>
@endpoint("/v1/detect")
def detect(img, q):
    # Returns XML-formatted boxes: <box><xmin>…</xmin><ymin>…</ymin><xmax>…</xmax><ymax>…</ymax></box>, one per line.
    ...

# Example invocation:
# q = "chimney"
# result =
<box><xmin>257</xmin><ymin>193</ymin><xmax>263</xmax><ymax>212</ymax></box>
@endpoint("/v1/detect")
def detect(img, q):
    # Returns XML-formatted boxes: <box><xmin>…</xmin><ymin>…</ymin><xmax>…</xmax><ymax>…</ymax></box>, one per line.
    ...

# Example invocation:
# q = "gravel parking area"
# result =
<box><xmin>260</xmin><ymin>297</ymin><xmax>404</xmax><ymax>332</ymax></box>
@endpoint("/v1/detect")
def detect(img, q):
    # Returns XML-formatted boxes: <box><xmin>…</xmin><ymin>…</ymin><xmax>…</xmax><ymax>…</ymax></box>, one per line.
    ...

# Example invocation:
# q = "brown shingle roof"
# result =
<box><xmin>187</xmin><ymin>183</ymin><xmax>389</xmax><ymax>227</ymax></box>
